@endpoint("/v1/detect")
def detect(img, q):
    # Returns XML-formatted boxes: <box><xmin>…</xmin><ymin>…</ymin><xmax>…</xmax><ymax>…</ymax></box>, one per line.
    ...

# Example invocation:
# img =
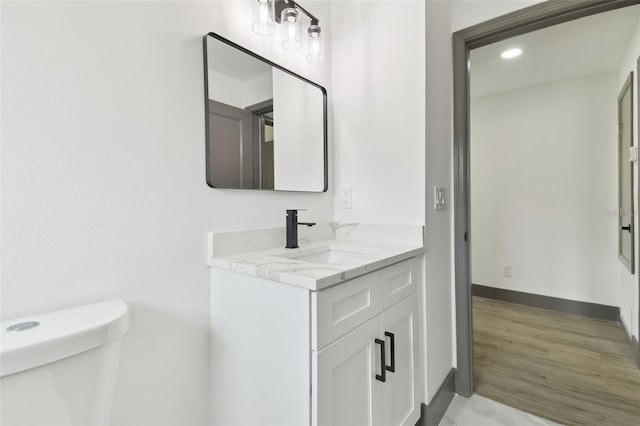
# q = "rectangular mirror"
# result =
<box><xmin>618</xmin><ymin>71</ymin><xmax>634</xmax><ymax>273</ymax></box>
<box><xmin>203</xmin><ymin>33</ymin><xmax>327</xmax><ymax>192</ymax></box>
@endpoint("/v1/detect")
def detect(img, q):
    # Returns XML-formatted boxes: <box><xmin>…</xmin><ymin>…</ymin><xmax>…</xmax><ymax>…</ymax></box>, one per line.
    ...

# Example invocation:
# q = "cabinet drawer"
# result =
<box><xmin>312</xmin><ymin>272</ymin><xmax>380</xmax><ymax>351</ymax></box>
<box><xmin>379</xmin><ymin>259</ymin><xmax>420</xmax><ymax>311</ymax></box>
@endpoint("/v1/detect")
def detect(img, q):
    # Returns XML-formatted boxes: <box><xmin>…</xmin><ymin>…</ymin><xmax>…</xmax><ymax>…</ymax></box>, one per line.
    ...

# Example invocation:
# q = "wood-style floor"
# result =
<box><xmin>473</xmin><ymin>296</ymin><xmax>640</xmax><ymax>426</ymax></box>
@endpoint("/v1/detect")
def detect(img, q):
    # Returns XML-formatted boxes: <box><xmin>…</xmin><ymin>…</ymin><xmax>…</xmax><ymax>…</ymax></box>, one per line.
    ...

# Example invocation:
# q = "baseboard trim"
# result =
<box><xmin>416</xmin><ymin>368</ymin><xmax>456</xmax><ymax>426</ymax></box>
<box><xmin>472</xmin><ymin>284</ymin><xmax>619</xmax><ymax>321</ymax></box>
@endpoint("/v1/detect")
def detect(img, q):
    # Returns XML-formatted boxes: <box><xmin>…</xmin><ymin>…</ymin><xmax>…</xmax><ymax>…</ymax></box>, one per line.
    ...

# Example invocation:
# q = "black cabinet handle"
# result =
<box><xmin>621</xmin><ymin>225</ymin><xmax>632</xmax><ymax>232</ymax></box>
<box><xmin>375</xmin><ymin>338</ymin><xmax>386</xmax><ymax>382</ymax></box>
<box><xmin>385</xmin><ymin>332</ymin><xmax>396</xmax><ymax>373</ymax></box>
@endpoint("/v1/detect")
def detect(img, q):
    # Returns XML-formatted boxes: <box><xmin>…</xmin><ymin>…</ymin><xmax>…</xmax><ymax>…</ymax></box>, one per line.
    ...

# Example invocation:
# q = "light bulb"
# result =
<box><xmin>281</xmin><ymin>7</ymin><xmax>302</xmax><ymax>51</ymax></box>
<box><xmin>260</xmin><ymin>4</ymin><xmax>268</xmax><ymax>23</ymax></box>
<box><xmin>306</xmin><ymin>22</ymin><xmax>324</xmax><ymax>63</ymax></box>
<box><xmin>288</xmin><ymin>21</ymin><xmax>296</xmax><ymax>40</ymax></box>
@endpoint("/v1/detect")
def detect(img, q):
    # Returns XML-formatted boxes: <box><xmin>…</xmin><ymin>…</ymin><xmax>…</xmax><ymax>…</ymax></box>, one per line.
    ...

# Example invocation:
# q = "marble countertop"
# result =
<box><xmin>210</xmin><ymin>239</ymin><xmax>425</xmax><ymax>291</ymax></box>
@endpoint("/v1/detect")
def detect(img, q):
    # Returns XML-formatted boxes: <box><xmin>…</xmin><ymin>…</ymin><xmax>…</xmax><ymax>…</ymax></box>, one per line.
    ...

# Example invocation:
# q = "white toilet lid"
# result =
<box><xmin>0</xmin><ymin>299</ymin><xmax>129</xmax><ymax>377</ymax></box>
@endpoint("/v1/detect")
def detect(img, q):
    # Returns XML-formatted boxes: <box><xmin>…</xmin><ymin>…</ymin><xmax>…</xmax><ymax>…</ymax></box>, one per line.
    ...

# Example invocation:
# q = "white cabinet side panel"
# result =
<box><xmin>210</xmin><ymin>268</ymin><xmax>310</xmax><ymax>426</ymax></box>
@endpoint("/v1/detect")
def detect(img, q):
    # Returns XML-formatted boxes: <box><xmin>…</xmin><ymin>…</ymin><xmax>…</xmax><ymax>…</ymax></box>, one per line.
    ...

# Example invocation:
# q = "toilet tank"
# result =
<box><xmin>0</xmin><ymin>300</ymin><xmax>129</xmax><ymax>426</ymax></box>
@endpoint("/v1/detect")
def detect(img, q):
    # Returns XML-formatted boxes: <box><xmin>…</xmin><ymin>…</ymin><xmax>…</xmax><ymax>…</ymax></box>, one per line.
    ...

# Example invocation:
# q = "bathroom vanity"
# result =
<box><xmin>210</xmin><ymin>236</ymin><xmax>425</xmax><ymax>426</ymax></box>
<box><xmin>204</xmin><ymin>31</ymin><xmax>424</xmax><ymax>425</ymax></box>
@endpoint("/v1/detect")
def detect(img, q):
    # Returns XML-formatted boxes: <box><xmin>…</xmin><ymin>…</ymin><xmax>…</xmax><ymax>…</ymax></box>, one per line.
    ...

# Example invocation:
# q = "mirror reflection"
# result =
<box><xmin>204</xmin><ymin>33</ymin><xmax>327</xmax><ymax>192</ymax></box>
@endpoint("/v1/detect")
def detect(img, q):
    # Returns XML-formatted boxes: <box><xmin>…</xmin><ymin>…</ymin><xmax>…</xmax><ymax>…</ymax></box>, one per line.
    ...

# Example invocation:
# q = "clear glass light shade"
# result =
<box><xmin>281</xmin><ymin>8</ymin><xmax>302</xmax><ymax>51</ymax></box>
<box><xmin>252</xmin><ymin>0</ymin><xmax>275</xmax><ymax>36</ymax></box>
<box><xmin>306</xmin><ymin>24</ymin><xmax>324</xmax><ymax>63</ymax></box>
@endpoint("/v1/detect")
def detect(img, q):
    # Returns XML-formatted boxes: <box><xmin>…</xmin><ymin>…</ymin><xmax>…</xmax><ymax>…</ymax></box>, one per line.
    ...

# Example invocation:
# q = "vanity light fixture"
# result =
<box><xmin>500</xmin><ymin>48</ymin><xmax>523</xmax><ymax>59</ymax></box>
<box><xmin>252</xmin><ymin>0</ymin><xmax>325</xmax><ymax>63</ymax></box>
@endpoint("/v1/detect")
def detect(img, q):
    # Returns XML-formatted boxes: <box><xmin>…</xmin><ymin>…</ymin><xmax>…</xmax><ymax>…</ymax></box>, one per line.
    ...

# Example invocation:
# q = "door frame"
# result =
<box><xmin>452</xmin><ymin>0</ymin><xmax>640</xmax><ymax>396</ymax></box>
<box><xmin>637</xmin><ymin>57</ymin><xmax>640</xmax><ymax>360</ymax></box>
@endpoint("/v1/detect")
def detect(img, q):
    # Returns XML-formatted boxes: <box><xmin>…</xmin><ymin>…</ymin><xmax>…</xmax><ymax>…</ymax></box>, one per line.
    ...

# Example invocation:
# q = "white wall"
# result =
<box><xmin>617</xmin><ymin>18</ymin><xmax>640</xmax><ymax>340</ymax></box>
<box><xmin>424</xmin><ymin>0</ymin><xmax>455</xmax><ymax>402</ymax></box>
<box><xmin>451</xmin><ymin>0</ymin><xmax>544</xmax><ymax>32</ymax></box>
<box><xmin>471</xmin><ymin>73</ymin><xmax>619</xmax><ymax>306</ymax></box>
<box><xmin>245</xmin><ymin>71</ymin><xmax>274</xmax><ymax>107</ymax></box>
<box><xmin>1</xmin><ymin>1</ymin><xmax>332</xmax><ymax>425</ymax></box>
<box><xmin>207</xmin><ymin>69</ymin><xmax>273</xmax><ymax>110</ymax></box>
<box><xmin>208</xmin><ymin>70</ymin><xmax>243</xmax><ymax>108</ymax></box>
<box><xmin>331</xmin><ymin>0</ymin><xmax>424</xmax><ymax>225</ymax></box>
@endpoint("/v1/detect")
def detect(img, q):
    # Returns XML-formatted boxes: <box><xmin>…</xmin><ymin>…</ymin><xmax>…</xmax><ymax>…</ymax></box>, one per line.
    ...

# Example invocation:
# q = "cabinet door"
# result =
<box><xmin>313</xmin><ymin>317</ymin><xmax>383</xmax><ymax>426</ymax></box>
<box><xmin>379</xmin><ymin>295</ymin><xmax>420</xmax><ymax>426</ymax></box>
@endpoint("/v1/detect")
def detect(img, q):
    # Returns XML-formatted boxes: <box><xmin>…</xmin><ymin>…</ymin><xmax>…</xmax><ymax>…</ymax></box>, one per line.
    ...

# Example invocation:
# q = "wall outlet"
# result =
<box><xmin>502</xmin><ymin>265</ymin><xmax>512</xmax><ymax>278</ymax></box>
<box><xmin>340</xmin><ymin>188</ymin><xmax>352</xmax><ymax>209</ymax></box>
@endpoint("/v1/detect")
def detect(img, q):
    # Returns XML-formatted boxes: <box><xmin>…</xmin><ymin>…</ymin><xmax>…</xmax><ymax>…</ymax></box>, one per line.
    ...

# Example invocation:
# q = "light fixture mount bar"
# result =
<box><xmin>274</xmin><ymin>0</ymin><xmax>319</xmax><ymax>24</ymax></box>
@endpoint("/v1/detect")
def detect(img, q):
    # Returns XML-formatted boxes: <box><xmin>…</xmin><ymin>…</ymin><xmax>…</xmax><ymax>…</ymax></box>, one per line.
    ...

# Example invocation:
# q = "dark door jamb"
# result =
<box><xmin>452</xmin><ymin>0</ymin><xmax>640</xmax><ymax>396</ymax></box>
<box><xmin>636</xmin><ymin>56</ymin><xmax>640</xmax><ymax>368</ymax></box>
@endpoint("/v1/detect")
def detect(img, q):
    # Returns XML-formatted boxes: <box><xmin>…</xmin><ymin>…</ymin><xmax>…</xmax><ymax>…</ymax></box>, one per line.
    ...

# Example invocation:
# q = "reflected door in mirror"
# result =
<box><xmin>618</xmin><ymin>72</ymin><xmax>634</xmax><ymax>273</ymax></box>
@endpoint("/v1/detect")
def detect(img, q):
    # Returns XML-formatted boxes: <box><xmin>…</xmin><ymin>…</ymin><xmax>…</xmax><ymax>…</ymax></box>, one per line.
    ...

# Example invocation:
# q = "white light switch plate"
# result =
<box><xmin>340</xmin><ymin>188</ymin><xmax>352</xmax><ymax>209</ymax></box>
<box><xmin>434</xmin><ymin>187</ymin><xmax>446</xmax><ymax>210</ymax></box>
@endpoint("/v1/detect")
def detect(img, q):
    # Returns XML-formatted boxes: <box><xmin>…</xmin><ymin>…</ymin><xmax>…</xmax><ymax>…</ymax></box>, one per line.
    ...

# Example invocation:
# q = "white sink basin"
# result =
<box><xmin>273</xmin><ymin>244</ymin><xmax>377</xmax><ymax>264</ymax></box>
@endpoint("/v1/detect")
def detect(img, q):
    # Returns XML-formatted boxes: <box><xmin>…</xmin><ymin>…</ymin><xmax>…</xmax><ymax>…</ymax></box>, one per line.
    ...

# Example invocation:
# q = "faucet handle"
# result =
<box><xmin>286</xmin><ymin>209</ymin><xmax>306</xmax><ymax>215</ymax></box>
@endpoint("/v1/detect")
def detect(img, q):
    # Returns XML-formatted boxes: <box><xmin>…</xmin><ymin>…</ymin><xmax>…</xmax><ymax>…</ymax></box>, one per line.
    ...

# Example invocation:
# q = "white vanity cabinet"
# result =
<box><xmin>314</xmin><ymin>294</ymin><xmax>420</xmax><ymax>426</ymax></box>
<box><xmin>210</xmin><ymin>256</ymin><xmax>422</xmax><ymax>426</ymax></box>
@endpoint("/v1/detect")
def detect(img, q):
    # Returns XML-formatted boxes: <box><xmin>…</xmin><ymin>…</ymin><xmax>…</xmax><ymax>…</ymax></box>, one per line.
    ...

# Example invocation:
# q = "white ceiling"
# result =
<box><xmin>206</xmin><ymin>35</ymin><xmax>271</xmax><ymax>81</ymax></box>
<box><xmin>470</xmin><ymin>5</ymin><xmax>640</xmax><ymax>98</ymax></box>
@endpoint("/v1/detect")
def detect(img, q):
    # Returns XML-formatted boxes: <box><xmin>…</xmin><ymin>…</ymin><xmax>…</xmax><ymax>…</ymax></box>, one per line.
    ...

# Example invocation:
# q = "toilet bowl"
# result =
<box><xmin>0</xmin><ymin>299</ymin><xmax>129</xmax><ymax>426</ymax></box>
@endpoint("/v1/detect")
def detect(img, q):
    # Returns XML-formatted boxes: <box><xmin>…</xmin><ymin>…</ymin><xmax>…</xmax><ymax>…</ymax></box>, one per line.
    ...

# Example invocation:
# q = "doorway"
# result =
<box><xmin>453</xmin><ymin>0</ymin><xmax>640</xmax><ymax>405</ymax></box>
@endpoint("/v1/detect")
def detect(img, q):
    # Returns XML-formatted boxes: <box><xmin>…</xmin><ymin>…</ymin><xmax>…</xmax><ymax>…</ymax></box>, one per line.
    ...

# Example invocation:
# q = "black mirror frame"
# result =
<box><xmin>202</xmin><ymin>32</ymin><xmax>328</xmax><ymax>193</ymax></box>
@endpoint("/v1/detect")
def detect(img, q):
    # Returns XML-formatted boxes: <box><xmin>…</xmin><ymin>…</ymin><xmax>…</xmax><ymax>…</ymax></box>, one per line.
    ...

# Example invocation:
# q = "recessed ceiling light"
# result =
<box><xmin>501</xmin><ymin>48</ymin><xmax>522</xmax><ymax>59</ymax></box>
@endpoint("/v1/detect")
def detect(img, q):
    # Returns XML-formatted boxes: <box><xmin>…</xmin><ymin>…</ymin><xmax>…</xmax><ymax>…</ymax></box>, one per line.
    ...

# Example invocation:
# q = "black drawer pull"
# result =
<box><xmin>621</xmin><ymin>225</ymin><xmax>632</xmax><ymax>232</ymax></box>
<box><xmin>385</xmin><ymin>332</ymin><xmax>396</xmax><ymax>373</ymax></box>
<box><xmin>375</xmin><ymin>338</ymin><xmax>386</xmax><ymax>382</ymax></box>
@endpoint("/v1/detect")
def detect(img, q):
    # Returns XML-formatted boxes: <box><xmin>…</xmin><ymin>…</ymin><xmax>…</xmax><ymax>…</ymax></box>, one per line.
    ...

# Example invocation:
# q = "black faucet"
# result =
<box><xmin>285</xmin><ymin>209</ymin><xmax>316</xmax><ymax>249</ymax></box>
